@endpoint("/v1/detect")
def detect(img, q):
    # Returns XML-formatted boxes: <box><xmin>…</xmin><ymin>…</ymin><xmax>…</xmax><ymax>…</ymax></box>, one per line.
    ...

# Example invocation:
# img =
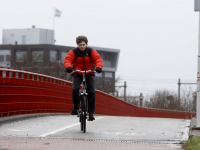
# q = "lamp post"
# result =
<box><xmin>195</xmin><ymin>0</ymin><xmax>200</xmax><ymax>127</ymax></box>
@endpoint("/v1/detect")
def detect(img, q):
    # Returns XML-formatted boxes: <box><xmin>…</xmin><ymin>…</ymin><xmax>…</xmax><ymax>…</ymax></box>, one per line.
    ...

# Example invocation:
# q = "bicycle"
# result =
<box><xmin>71</xmin><ymin>69</ymin><xmax>96</xmax><ymax>133</ymax></box>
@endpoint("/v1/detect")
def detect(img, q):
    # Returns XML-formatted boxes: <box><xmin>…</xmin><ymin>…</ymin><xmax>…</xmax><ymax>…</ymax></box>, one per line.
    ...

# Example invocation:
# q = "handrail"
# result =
<box><xmin>0</xmin><ymin>67</ymin><xmax>72</xmax><ymax>84</ymax></box>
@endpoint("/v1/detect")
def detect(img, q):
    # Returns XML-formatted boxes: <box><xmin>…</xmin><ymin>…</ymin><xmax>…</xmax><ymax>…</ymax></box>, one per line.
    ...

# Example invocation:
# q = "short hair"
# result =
<box><xmin>76</xmin><ymin>36</ymin><xmax>88</xmax><ymax>45</ymax></box>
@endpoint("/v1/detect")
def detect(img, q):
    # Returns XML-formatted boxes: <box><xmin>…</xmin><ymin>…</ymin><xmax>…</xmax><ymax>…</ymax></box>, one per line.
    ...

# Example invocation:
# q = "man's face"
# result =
<box><xmin>78</xmin><ymin>41</ymin><xmax>87</xmax><ymax>52</ymax></box>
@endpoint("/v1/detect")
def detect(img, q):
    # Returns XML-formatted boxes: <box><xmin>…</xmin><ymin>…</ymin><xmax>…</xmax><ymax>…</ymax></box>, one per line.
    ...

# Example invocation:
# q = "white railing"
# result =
<box><xmin>0</xmin><ymin>67</ymin><xmax>72</xmax><ymax>85</ymax></box>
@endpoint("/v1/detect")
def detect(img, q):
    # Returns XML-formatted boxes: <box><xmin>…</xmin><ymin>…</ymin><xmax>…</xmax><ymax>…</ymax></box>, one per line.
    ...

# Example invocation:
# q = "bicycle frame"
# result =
<box><xmin>71</xmin><ymin>69</ymin><xmax>96</xmax><ymax>133</ymax></box>
<box><xmin>80</xmin><ymin>70</ymin><xmax>88</xmax><ymax>107</ymax></box>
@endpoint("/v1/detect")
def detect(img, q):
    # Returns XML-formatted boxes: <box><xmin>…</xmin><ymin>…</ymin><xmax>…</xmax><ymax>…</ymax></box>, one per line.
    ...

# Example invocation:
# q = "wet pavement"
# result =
<box><xmin>0</xmin><ymin>114</ymin><xmax>189</xmax><ymax>150</ymax></box>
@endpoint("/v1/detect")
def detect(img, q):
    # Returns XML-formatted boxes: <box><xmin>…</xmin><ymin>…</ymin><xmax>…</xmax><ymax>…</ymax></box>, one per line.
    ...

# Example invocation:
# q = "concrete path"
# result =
<box><xmin>0</xmin><ymin>114</ymin><xmax>189</xmax><ymax>150</ymax></box>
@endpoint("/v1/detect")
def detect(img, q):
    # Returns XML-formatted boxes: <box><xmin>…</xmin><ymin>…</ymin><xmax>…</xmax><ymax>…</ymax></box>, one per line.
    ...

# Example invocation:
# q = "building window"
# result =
<box><xmin>0</xmin><ymin>50</ymin><xmax>11</xmax><ymax>63</ymax></box>
<box><xmin>32</xmin><ymin>51</ymin><xmax>43</xmax><ymax>62</ymax></box>
<box><xmin>6</xmin><ymin>55</ymin><xmax>10</xmax><ymax>61</ymax></box>
<box><xmin>98</xmin><ymin>51</ymin><xmax>112</xmax><ymax>67</ymax></box>
<box><xmin>105</xmin><ymin>72</ymin><xmax>113</xmax><ymax>78</ymax></box>
<box><xmin>61</xmin><ymin>52</ymin><xmax>68</xmax><ymax>63</ymax></box>
<box><xmin>50</xmin><ymin>50</ymin><xmax>58</xmax><ymax>62</ymax></box>
<box><xmin>95</xmin><ymin>72</ymin><xmax>102</xmax><ymax>77</ymax></box>
<box><xmin>103</xmin><ymin>52</ymin><xmax>112</xmax><ymax>67</ymax></box>
<box><xmin>16</xmin><ymin>51</ymin><xmax>27</xmax><ymax>62</ymax></box>
<box><xmin>0</xmin><ymin>55</ymin><xmax>4</xmax><ymax>62</ymax></box>
<box><xmin>104</xmin><ymin>61</ymin><xmax>111</xmax><ymax>67</ymax></box>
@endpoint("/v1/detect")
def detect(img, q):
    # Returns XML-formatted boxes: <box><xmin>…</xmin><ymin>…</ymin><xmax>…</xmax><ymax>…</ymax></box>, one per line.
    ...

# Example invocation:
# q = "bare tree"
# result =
<box><xmin>144</xmin><ymin>86</ymin><xmax>196</xmax><ymax>111</ymax></box>
<box><xmin>118</xmin><ymin>93</ymin><xmax>140</xmax><ymax>105</ymax></box>
<box><xmin>180</xmin><ymin>86</ymin><xmax>195</xmax><ymax>112</ymax></box>
<box><xmin>95</xmin><ymin>76</ymin><xmax>122</xmax><ymax>94</ymax></box>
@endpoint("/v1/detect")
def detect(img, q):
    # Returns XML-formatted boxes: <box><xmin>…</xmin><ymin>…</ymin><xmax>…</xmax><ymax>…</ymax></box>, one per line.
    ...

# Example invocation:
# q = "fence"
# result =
<box><xmin>0</xmin><ymin>68</ymin><xmax>196</xmax><ymax>119</ymax></box>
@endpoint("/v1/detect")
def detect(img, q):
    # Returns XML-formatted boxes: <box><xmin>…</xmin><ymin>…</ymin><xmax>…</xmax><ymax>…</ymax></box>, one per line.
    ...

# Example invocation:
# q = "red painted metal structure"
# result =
<box><xmin>0</xmin><ymin>68</ymin><xmax>196</xmax><ymax>119</ymax></box>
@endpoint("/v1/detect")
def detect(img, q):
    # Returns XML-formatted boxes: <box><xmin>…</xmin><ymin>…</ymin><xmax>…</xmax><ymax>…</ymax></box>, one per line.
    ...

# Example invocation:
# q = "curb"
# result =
<box><xmin>0</xmin><ymin>113</ymin><xmax>70</xmax><ymax>124</ymax></box>
<box><xmin>189</xmin><ymin>117</ymin><xmax>200</xmax><ymax>138</ymax></box>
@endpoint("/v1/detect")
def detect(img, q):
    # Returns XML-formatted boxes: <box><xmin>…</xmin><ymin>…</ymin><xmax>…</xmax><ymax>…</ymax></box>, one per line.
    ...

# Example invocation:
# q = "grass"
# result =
<box><xmin>183</xmin><ymin>136</ymin><xmax>200</xmax><ymax>150</ymax></box>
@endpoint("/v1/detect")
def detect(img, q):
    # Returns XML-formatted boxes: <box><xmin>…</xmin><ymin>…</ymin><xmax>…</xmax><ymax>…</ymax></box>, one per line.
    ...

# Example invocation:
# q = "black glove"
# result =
<box><xmin>66</xmin><ymin>67</ymin><xmax>73</xmax><ymax>73</ymax></box>
<box><xmin>95</xmin><ymin>68</ymin><xmax>102</xmax><ymax>73</ymax></box>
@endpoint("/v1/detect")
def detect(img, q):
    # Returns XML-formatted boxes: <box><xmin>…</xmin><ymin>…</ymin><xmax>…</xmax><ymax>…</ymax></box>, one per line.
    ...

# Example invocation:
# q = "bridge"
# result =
<box><xmin>0</xmin><ymin>68</ymin><xmax>196</xmax><ymax>119</ymax></box>
<box><xmin>0</xmin><ymin>68</ymin><xmax>196</xmax><ymax>150</ymax></box>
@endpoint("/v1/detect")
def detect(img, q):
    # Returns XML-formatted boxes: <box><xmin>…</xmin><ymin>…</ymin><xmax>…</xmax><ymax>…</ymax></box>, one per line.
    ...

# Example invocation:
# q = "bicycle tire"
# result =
<box><xmin>80</xmin><ymin>114</ymin><xmax>83</xmax><ymax>131</ymax></box>
<box><xmin>83</xmin><ymin>95</ymin><xmax>87</xmax><ymax>133</ymax></box>
<box><xmin>80</xmin><ymin>101</ymin><xmax>84</xmax><ymax>131</ymax></box>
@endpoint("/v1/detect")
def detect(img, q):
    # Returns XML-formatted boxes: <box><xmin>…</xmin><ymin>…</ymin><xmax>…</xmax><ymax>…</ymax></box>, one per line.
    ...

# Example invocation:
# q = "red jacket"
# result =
<box><xmin>64</xmin><ymin>47</ymin><xmax>103</xmax><ymax>76</ymax></box>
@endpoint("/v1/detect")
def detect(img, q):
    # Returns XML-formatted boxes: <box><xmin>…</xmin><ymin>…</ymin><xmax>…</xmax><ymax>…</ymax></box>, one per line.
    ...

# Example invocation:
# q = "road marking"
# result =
<box><xmin>9</xmin><ymin>129</ymin><xmax>30</xmax><ymax>132</ymax></box>
<box><xmin>40</xmin><ymin>117</ymin><xmax>105</xmax><ymax>137</ymax></box>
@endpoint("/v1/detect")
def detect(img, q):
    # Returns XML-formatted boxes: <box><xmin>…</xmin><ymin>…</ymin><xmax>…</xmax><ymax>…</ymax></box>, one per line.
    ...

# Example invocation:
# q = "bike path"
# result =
<box><xmin>0</xmin><ymin>113</ymin><xmax>188</xmax><ymax>149</ymax></box>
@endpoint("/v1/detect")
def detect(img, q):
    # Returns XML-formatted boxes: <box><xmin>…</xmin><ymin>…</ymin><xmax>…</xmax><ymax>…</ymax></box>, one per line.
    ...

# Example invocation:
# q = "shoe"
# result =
<box><xmin>71</xmin><ymin>106</ymin><xmax>78</xmax><ymax>115</ymax></box>
<box><xmin>88</xmin><ymin>113</ymin><xmax>95</xmax><ymax>121</ymax></box>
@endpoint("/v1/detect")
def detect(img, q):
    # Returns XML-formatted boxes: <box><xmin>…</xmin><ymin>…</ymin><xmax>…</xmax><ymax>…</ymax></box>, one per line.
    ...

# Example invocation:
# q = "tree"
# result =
<box><xmin>95</xmin><ymin>76</ymin><xmax>122</xmax><ymax>94</ymax></box>
<box><xmin>144</xmin><ymin>86</ymin><xmax>196</xmax><ymax>111</ymax></box>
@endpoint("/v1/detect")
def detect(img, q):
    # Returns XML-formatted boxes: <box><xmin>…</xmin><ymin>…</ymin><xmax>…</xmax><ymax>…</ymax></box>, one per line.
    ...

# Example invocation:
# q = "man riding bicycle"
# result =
<box><xmin>64</xmin><ymin>36</ymin><xmax>103</xmax><ymax>121</ymax></box>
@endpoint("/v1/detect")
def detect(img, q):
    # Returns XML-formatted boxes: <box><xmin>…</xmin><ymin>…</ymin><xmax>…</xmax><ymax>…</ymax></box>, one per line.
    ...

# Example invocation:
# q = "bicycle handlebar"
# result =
<box><xmin>71</xmin><ymin>69</ymin><xmax>96</xmax><ymax>74</ymax></box>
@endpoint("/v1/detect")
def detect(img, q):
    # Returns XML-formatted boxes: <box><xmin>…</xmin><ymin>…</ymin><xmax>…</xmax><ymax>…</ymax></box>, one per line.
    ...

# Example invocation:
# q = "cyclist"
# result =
<box><xmin>64</xmin><ymin>36</ymin><xmax>103</xmax><ymax>121</ymax></box>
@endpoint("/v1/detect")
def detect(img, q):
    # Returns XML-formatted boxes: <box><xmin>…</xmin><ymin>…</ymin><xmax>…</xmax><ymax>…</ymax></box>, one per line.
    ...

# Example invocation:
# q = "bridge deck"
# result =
<box><xmin>0</xmin><ymin>113</ymin><xmax>189</xmax><ymax>150</ymax></box>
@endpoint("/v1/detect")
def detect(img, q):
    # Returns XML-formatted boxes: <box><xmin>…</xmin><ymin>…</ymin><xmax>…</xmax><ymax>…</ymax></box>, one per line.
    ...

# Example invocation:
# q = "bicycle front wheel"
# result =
<box><xmin>83</xmin><ymin>95</ymin><xmax>87</xmax><ymax>133</ymax></box>
<box><xmin>79</xmin><ymin>108</ymin><xmax>83</xmax><ymax>131</ymax></box>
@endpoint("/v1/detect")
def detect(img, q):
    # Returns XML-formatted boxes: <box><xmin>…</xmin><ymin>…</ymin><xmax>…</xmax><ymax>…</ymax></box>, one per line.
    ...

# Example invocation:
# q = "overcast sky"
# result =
<box><xmin>0</xmin><ymin>0</ymin><xmax>198</xmax><ymax>96</ymax></box>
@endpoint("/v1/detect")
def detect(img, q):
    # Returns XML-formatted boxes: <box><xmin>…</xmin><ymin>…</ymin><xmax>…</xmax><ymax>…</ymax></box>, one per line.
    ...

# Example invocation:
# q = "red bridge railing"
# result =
<box><xmin>0</xmin><ymin>68</ymin><xmax>196</xmax><ymax>119</ymax></box>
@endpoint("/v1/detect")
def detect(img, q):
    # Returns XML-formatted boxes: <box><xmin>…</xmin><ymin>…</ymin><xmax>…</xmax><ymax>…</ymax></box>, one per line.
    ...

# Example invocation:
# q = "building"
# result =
<box><xmin>2</xmin><ymin>26</ymin><xmax>54</xmax><ymax>45</ymax></box>
<box><xmin>0</xmin><ymin>27</ymin><xmax>120</xmax><ymax>92</ymax></box>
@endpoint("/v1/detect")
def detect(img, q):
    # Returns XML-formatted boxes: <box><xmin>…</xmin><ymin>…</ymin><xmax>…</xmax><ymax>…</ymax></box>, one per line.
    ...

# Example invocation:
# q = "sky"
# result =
<box><xmin>0</xmin><ymin>0</ymin><xmax>198</xmax><ymax>96</ymax></box>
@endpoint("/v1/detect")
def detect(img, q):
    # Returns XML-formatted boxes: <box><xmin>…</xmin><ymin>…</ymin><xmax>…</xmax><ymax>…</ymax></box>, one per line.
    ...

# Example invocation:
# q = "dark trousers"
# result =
<box><xmin>72</xmin><ymin>74</ymin><xmax>96</xmax><ymax>114</ymax></box>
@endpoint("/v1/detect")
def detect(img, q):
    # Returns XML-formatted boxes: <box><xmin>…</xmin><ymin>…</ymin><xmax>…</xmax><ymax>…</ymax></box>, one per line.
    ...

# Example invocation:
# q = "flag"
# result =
<box><xmin>54</xmin><ymin>8</ymin><xmax>62</xmax><ymax>17</ymax></box>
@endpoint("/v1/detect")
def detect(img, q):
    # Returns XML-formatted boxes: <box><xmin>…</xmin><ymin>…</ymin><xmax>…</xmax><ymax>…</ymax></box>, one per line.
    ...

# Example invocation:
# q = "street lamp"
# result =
<box><xmin>194</xmin><ymin>0</ymin><xmax>200</xmax><ymax>127</ymax></box>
